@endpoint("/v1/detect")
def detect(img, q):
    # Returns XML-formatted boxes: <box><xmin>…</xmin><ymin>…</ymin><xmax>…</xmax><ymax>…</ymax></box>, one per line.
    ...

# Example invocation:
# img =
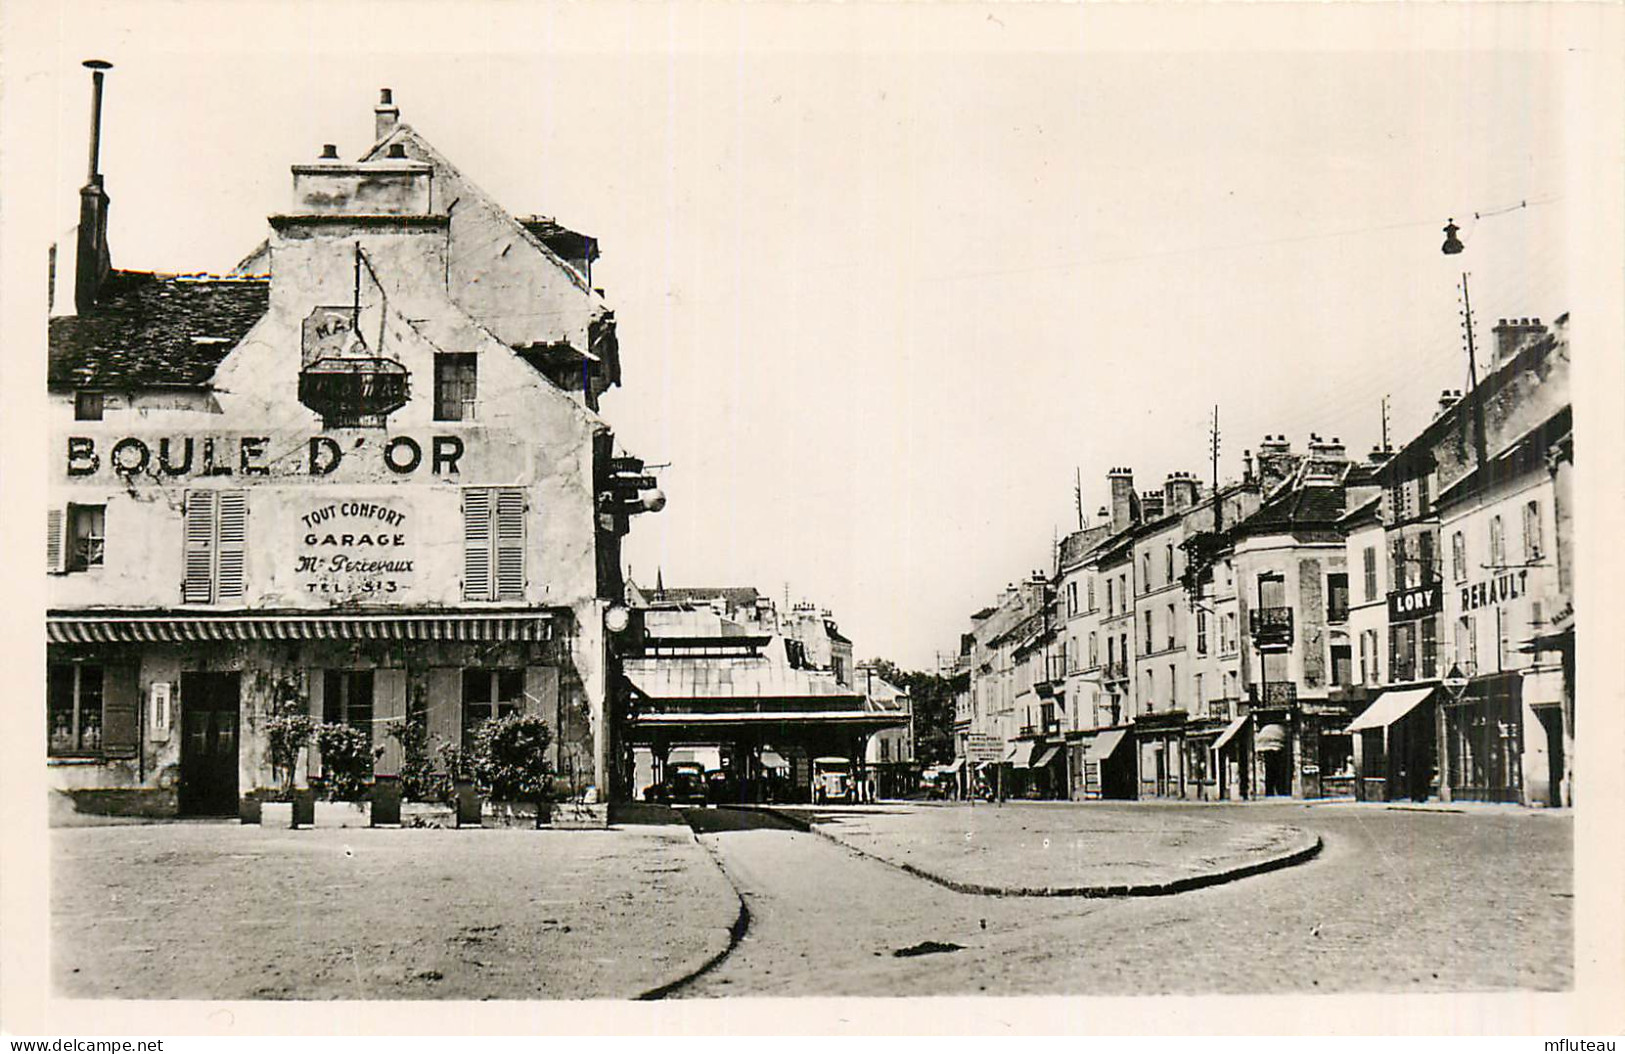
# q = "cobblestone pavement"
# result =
<box><xmin>769</xmin><ymin>801</ymin><xmax>1315</xmax><ymax>891</ymax></box>
<box><xmin>675</xmin><ymin>802</ymin><xmax>1571</xmax><ymax>997</ymax></box>
<box><xmin>52</xmin><ymin>822</ymin><xmax>740</xmax><ymax>1000</ymax></box>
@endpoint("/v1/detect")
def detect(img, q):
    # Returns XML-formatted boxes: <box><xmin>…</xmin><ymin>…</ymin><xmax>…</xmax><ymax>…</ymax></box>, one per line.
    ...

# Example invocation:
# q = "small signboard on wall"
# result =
<box><xmin>149</xmin><ymin>682</ymin><xmax>172</xmax><ymax>740</ymax></box>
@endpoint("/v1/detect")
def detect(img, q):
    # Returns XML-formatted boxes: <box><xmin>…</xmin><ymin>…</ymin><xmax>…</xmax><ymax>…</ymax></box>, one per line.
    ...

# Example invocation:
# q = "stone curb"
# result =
<box><xmin>634</xmin><ymin>830</ymin><xmax>751</xmax><ymax>1000</ymax></box>
<box><xmin>750</xmin><ymin>805</ymin><xmax>1322</xmax><ymax>898</ymax></box>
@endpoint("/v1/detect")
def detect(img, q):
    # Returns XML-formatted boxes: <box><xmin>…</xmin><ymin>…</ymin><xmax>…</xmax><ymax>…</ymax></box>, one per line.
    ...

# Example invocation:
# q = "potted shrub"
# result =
<box><xmin>472</xmin><ymin>713</ymin><xmax>555</xmax><ymax>828</ymax></box>
<box><xmin>384</xmin><ymin>719</ymin><xmax>454</xmax><ymax>827</ymax></box>
<box><xmin>257</xmin><ymin>688</ymin><xmax>315</xmax><ymax>828</ymax></box>
<box><xmin>313</xmin><ymin>723</ymin><xmax>384</xmax><ymax>827</ymax></box>
<box><xmin>439</xmin><ymin>741</ymin><xmax>483</xmax><ymax>828</ymax></box>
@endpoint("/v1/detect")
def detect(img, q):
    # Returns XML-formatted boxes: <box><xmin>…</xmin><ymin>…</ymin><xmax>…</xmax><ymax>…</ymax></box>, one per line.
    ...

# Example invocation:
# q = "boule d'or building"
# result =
<box><xmin>47</xmin><ymin>73</ymin><xmax>660</xmax><ymax>817</ymax></box>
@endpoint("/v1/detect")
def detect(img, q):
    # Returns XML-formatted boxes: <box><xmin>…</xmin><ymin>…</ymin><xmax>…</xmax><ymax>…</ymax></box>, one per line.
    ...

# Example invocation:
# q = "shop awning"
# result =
<box><xmin>942</xmin><ymin>758</ymin><xmax>965</xmax><ymax>774</ymax></box>
<box><xmin>1032</xmin><ymin>745</ymin><xmax>1063</xmax><ymax>769</ymax></box>
<box><xmin>1346</xmin><ymin>687</ymin><xmax>1437</xmax><ymax>734</ymax></box>
<box><xmin>47</xmin><ymin>610</ymin><xmax>555</xmax><ymax>644</ymax></box>
<box><xmin>1255</xmin><ymin>723</ymin><xmax>1289</xmax><ymax>753</ymax></box>
<box><xmin>1003</xmin><ymin>742</ymin><xmax>1025</xmax><ymax>764</ymax></box>
<box><xmin>1087</xmin><ymin>728</ymin><xmax>1130</xmax><ymax>761</ymax></box>
<box><xmin>1010</xmin><ymin>741</ymin><xmax>1044</xmax><ymax>769</ymax></box>
<box><xmin>1212</xmin><ymin>715</ymin><xmax>1248</xmax><ymax>752</ymax></box>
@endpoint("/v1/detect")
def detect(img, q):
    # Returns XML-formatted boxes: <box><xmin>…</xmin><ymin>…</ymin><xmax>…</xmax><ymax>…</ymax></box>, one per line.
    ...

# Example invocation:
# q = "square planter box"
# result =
<box><xmin>314</xmin><ymin>801</ymin><xmax>371</xmax><ymax>828</ymax></box>
<box><xmin>552</xmin><ymin>802</ymin><xmax>609</xmax><ymax>829</ymax></box>
<box><xmin>257</xmin><ymin>794</ymin><xmax>316</xmax><ymax>828</ymax></box>
<box><xmin>400</xmin><ymin>802</ymin><xmax>456</xmax><ymax>828</ymax></box>
<box><xmin>482</xmin><ymin>802</ymin><xmax>552</xmax><ymax>828</ymax></box>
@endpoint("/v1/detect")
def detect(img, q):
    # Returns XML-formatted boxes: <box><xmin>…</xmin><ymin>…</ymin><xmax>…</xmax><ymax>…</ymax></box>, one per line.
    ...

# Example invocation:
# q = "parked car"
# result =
<box><xmin>705</xmin><ymin>768</ymin><xmax>741</xmax><ymax>805</ymax></box>
<box><xmin>811</xmin><ymin>756</ymin><xmax>853</xmax><ymax>804</ymax></box>
<box><xmin>647</xmin><ymin>762</ymin><xmax>708</xmax><ymax>806</ymax></box>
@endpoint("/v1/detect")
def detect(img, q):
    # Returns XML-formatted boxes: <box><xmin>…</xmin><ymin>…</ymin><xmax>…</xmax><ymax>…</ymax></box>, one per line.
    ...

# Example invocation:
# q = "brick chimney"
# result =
<box><xmin>1255</xmin><ymin>434</ymin><xmax>1297</xmax><ymax>491</ymax></box>
<box><xmin>74</xmin><ymin>61</ymin><xmax>114</xmax><ymax>315</ymax></box>
<box><xmin>1164</xmin><ymin>471</ymin><xmax>1200</xmax><ymax>513</ymax></box>
<box><xmin>1108</xmin><ymin>468</ymin><xmax>1136</xmax><ymax>531</ymax></box>
<box><xmin>1140</xmin><ymin>489</ymin><xmax>1166</xmax><ymax>520</ymax></box>
<box><xmin>375</xmin><ymin>87</ymin><xmax>401</xmax><ymax>143</ymax></box>
<box><xmin>1306</xmin><ymin>434</ymin><xmax>1347</xmax><ymax>462</ymax></box>
<box><xmin>1434</xmin><ymin>389</ymin><xmax>1463</xmax><ymax>419</ymax></box>
<box><xmin>1491</xmin><ymin>317</ymin><xmax>1547</xmax><ymax>368</ymax></box>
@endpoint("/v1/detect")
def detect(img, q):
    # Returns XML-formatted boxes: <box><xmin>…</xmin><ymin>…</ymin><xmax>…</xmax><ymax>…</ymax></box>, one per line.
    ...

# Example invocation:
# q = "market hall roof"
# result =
<box><xmin>48</xmin><ymin>271</ymin><xmax>269</xmax><ymax>390</ymax></box>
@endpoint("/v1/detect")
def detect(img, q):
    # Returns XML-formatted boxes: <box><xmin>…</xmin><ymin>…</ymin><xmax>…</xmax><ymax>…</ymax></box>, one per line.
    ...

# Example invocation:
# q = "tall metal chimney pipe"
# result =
<box><xmin>83</xmin><ymin>60</ymin><xmax>112</xmax><ymax>183</ymax></box>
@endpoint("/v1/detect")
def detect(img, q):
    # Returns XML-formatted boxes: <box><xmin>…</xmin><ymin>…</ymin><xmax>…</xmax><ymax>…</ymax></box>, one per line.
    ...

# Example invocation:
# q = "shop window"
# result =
<box><xmin>462</xmin><ymin>487</ymin><xmax>526</xmax><ymax>601</ymax></box>
<box><xmin>434</xmin><ymin>353</ymin><xmax>478</xmax><ymax>421</ymax></box>
<box><xmin>48</xmin><ymin>663</ymin><xmax>103</xmax><ymax>755</ymax></box>
<box><xmin>1524</xmin><ymin>501</ymin><xmax>1543</xmax><ymax>562</ymax></box>
<box><xmin>1363</xmin><ymin>546</ymin><xmax>1378</xmax><ymax>602</ymax></box>
<box><xmin>181</xmin><ymin>490</ymin><xmax>247</xmax><ymax>604</ymax></box>
<box><xmin>323</xmin><ymin>670</ymin><xmax>375</xmax><ymax>741</ymax></box>
<box><xmin>74</xmin><ymin>390</ymin><xmax>103</xmax><ymax>421</ymax></box>
<box><xmin>462</xmin><ymin>667</ymin><xmax>523</xmax><ymax>749</ymax></box>
<box><xmin>1452</xmin><ymin>531</ymin><xmax>1467</xmax><ymax>583</ymax></box>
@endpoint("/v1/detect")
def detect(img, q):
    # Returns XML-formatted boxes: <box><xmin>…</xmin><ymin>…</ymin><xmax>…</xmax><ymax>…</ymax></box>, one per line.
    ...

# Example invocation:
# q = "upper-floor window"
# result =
<box><xmin>1089</xmin><ymin>633</ymin><xmax>1098</xmax><ymax>667</ymax></box>
<box><xmin>1418</xmin><ymin>531</ymin><xmax>1436</xmax><ymax>583</ymax></box>
<box><xmin>1165</xmin><ymin>603</ymin><xmax>1176</xmax><ymax>650</ymax></box>
<box><xmin>1168</xmin><ymin>663</ymin><xmax>1177</xmax><ymax>705</ymax></box>
<box><xmin>1120</xmin><ymin>574</ymin><xmax>1128</xmax><ymax>609</ymax></box>
<box><xmin>463</xmin><ymin>487</ymin><xmax>526</xmax><ymax>601</ymax></box>
<box><xmin>1452</xmin><ymin>531</ymin><xmax>1467</xmax><ymax>583</ymax></box>
<box><xmin>1363</xmin><ymin>545</ymin><xmax>1378</xmax><ymax>601</ymax></box>
<box><xmin>434</xmin><ymin>353</ymin><xmax>479</xmax><ymax>421</ymax></box>
<box><xmin>1107</xmin><ymin>636</ymin><xmax>1116</xmax><ymax>666</ymax></box>
<box><xmin>1196</xmin><ymin>609</ymin><xmax>1208</xmax><ymax>655</ymax></box>
<box><xmin>182</xmin><ymin>490</ymin><xmax>247</xmax><ymax>604</ymax></box>
<box><xmin>1327</xmin><ymin>573</ymin><xmax>1349</xmax><ymax>624</ymax></box>
<box><xmin>1142</xmin><ymin>553</ymin><xmax>1152</xmax><ymax>592</ymax></box>
<box><xmin>1165</xmin><ymin>544</ymin><xmax>1175</xmax><ymax>582</ymax></box>
<box><xmin>1067</xmin><ymin>582</ymin><xmax>1078</xmax><ymax>617</ymax></box>
<box><xmin>1489</xmin><ymin>515</ymin><xmax>1506</xmax><ymax>569</ymax></box>
<box><xmin>1143</xmin><ymin>610</ymin><xmax>1155</xmax><ymax>653</ymax></box>
<box><xmin>1524</xmin><ymin>500</ymin><xmax>1543</xmax><ymax>562</ymax></box>
<box><xmin>74</xmin><ymin>390</ymin><xmax>104</xmax><ymax>421</ymax></box>
<box><xmin>1390</xmin><ymin>536</ymin><xmax>1408</xmax><ymax>591</ymax></box>
<box><xmin>1086</xmin><ymin>578</ymin><xmax>1096</xmax><ymax>612</ymax></box>
<box><xmin>1105</xmin><ymin>579</ymin><xmax>1113</xmax><ymax>615</ymax></box>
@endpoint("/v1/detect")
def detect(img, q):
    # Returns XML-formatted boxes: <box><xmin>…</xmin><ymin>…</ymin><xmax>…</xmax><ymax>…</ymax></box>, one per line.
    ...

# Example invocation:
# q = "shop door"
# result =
<box><xmin>1536</xmin><ymin>707</ymin><xmax>1564</xmax><ymax>807</ymax></box>
<box><xmin>179</xmin><ymin>672</ymin><xmax>240</xmax><ymax>816</ymax></box>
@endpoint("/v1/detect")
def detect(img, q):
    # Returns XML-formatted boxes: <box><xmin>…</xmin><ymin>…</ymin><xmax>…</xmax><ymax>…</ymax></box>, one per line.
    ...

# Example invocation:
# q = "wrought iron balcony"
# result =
<box><xmin>1249</xmin><ymin>606</ymin><xmax>1294</xmax><ymax>646</ymax></box>
<box><xmin>1104</xmin><ymin>661</ymin><xmax>1127</xmax><ymax>682</ymax></box>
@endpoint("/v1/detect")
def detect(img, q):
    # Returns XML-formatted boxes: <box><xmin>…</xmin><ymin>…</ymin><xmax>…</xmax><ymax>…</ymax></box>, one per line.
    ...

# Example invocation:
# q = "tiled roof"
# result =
<box><xmin>1238</xmin><ymin>482</ymin><xmax>1350</xmax><ymax>533</ymax></box>
<box><xmin>622</xmin><ymin>655</ymin><xmax>863</xmax><ymax>702</ymax></box>
<box><xmin>49</xmin><ymin>271</ymin><xmax>269</xmax><ymax>389</ymax></box>
<box><xmin>654</xmin><ymin>586</ymin><xmax>764</xmax><ymax>608</ymax></box>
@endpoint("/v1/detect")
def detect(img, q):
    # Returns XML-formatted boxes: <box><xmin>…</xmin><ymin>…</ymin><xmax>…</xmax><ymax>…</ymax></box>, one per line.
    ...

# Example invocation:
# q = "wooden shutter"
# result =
<box><xmin>305</xmin><ymin>667</ymin><xmax>325</xmax><ymax>780</ymax></box>
<box><xmin>374</xmin><ymin>668</ymin><xmax>408</xmax><ymax>776</ymax></box>
<box><xmin>46</xmin><ymin>508</ymin><xmax>67</xmax><ymax>573</ymax></box>
<box><xmin>494</xmin><ymin>489</ymin><xmax>526</xmax><ymax>600</ymax></box>
<box><xmin>215</xmin><ymin>490</ymin><xmax>247</xmax><ymax>602</ymax></box>
<box><xmin>182</xmin><ymin>491</ymin><xmax>216</xmax><ymax>603</ymax></box>
<box><xmin>426</xmin><ymin>667</ymin><xmax>462</xmax><ymax>756</ymax></box>
<box><xmin>462</xmin><ymin>489</ymin><xmax>492</xmax><ymax>601</ymax></box>
<box><xmin>101</xmin><ymin>664</ymin><xmax>140</xmax><ymax>758</ymax></box>
<box><xmin>522</xmin><ymin>666</ymin><xmax>559</xmax><ymax>720</ymax></box>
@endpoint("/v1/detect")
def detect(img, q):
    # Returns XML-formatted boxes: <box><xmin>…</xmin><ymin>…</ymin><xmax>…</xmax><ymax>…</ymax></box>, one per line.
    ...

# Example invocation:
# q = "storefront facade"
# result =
<box><xmin>47</xmin><ymin>93</ymin><xmax>647</xmax><ymax>816</ymax></box>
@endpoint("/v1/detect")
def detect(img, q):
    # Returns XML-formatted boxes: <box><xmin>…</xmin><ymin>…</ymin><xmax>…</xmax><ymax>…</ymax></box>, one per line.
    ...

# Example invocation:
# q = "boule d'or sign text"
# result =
<box><xmin>65</xmin><ymin>434</ymin><xmax>465</xmax><ymax>479</ymax></box>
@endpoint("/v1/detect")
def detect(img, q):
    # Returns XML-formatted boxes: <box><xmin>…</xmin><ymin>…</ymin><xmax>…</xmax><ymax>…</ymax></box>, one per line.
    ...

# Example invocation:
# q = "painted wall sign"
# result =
<box><xmin>1387</xmin><ymin>583</ymin><xmax>1442</xmax><ymax>622</ymax></box>
<box><xmin>66</xmin><ymin>434</ymin><xmax>465</xmax><ymax>479</ymax></box>
<box><xmin>295</xmin><ymin>501</ymin><xmax>416</xmax><ymax>598</ymax></box>
<box><xmin>1460</xmin><ymin>569</ymin><xmax>1530</xmax><ymax>613</ymax></box>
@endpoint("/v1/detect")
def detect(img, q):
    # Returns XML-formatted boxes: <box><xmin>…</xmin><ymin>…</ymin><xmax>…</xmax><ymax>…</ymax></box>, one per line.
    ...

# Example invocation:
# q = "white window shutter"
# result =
<box><xmin>215</xmin><ymin>491</ymin><xmax>248</xmax><ymax>602</ymax></box>
<box><xmin>46</xmin><ymin>508</ymin><xmax>66</xmax><ymax>573</ymax></box>
<box><xmin>462</xmin><ymin>488</ymin><xmax>492</xmax><ymax>601</ymax></box>
<box><xmin>182</xmin><ymin>491</ymin><xmax>216</xmax><ymax>603</ymax></box>
<box><xmin>494</xmin><ymin>489</ymin><xmax>526</xmax><ymax>600</ymax></box>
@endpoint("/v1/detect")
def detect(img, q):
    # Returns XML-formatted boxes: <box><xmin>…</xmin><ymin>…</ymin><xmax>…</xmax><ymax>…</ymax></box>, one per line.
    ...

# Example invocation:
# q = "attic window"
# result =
<box><xmin>74</xmin><ymin>391</ymin><xmax>103</xmax><ymax>421</ymax></box>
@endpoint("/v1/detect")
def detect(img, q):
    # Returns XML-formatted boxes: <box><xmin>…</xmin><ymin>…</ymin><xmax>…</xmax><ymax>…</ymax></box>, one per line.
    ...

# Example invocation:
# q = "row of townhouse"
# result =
<box><xmin>952</xmin><ymin>314</ymin><xmax>1574</xmax><ymax>808</ymax></box>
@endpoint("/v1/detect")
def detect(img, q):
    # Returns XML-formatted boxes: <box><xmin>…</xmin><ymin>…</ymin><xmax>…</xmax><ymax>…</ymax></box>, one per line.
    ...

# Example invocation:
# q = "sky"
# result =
<box><xmin>14</xmin><ymin>2</ymin><xmax>1582</xmax><ymax>670</ymax></box>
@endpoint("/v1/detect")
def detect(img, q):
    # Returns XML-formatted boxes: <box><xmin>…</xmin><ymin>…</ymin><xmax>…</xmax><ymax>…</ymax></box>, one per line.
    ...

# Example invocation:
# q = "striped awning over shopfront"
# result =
<box><xmin>47</xmin><ymin>610</ymin><xmax>556</xmax><ymax>644</ymax></box>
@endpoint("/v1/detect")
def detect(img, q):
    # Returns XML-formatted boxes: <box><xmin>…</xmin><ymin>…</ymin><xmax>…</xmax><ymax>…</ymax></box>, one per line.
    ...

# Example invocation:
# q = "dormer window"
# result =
<box><xmin>75</xmin><ymin>390</ymin><xmax>103</xmax><ymax>421</ymax></box>
<box><xmin>434</xmin><ymin>353</ymin><xmax>478</xmax><ymax>421</ymax></box>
